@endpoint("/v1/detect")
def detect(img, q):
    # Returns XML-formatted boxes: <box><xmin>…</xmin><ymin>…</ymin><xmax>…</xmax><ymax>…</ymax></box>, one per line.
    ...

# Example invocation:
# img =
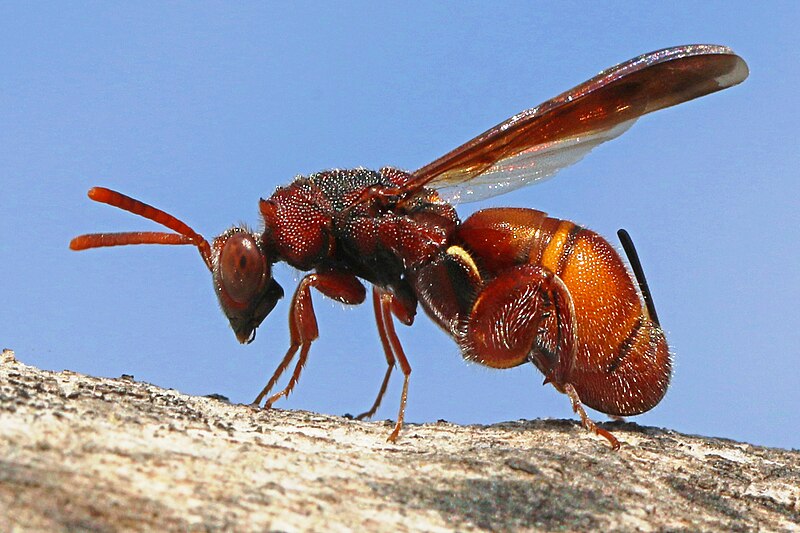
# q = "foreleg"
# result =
<box><xmin>252</xmin><ymin>271</ymin><xmax>366</xmax><ymax>407</ymax></box>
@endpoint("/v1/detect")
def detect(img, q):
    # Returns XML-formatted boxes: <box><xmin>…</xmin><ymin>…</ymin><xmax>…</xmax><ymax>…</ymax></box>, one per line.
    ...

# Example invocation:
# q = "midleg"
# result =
<box><xmin>378</xmin><ymin>291</ymin><xmax>412</xmax><ymax>442</ymax></box>
<box><xmin>355</xmin><ymin>287</ymin><xmax>397</xmax><ymax>420</ymax></box>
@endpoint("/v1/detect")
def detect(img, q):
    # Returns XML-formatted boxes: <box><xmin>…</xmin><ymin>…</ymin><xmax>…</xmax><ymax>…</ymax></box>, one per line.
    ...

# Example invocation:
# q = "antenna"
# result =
<box><xmin>69</xmin><ymin>187</ymin><xmax>213</xmax><ymax>270</ymax></box>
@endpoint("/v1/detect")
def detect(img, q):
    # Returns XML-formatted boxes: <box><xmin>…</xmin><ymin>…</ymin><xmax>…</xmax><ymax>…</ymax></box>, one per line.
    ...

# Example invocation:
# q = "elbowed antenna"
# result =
<box><xmin>69</xmin><ymin>187</ymin><xmax>213</xmax><ymax>270</ymax></box>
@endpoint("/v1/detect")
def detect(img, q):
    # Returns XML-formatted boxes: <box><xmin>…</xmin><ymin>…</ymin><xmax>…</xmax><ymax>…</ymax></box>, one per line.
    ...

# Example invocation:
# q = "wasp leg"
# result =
<box><xmin>252</xmin><ymin>271</ymin><xmax>365</xmax><ymax>408</ymax></box>
<box><xmin>377</xmin><ymin>291</ymin><xmax>412</xmax><ymax>443</ymax></box>
<box><xmin>564</xmin><ymin>383</ymin><xmax>621</xmax><ymax>450</ymax></box>
<box><xmin>355</xmin><ymin>288</ymin><xmax>397</xmax><ymax>421</ymax></box>
<box><xmin>459</xmin><ymin>264</ymin><xmax>576</xmax><ymax>376</ymax></box>
<box><xmin>458</xmin><ymin>264</ymin><xmax>620</xmax><ymax>448</ymax></box>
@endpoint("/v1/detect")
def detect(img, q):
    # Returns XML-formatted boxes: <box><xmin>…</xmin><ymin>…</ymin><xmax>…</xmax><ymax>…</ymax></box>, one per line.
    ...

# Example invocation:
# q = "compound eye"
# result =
<box><xmin>219</xmin><ymin>233</ymin><xmax>267</xmax><ymax>304</ymax></box>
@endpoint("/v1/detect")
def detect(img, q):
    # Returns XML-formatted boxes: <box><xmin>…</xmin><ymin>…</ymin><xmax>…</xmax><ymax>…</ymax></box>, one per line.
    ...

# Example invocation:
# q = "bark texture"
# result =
<box><xmin>1</xmin><ymin>348</ymin><xmax>798</xmax><ymax>532</ymax></box>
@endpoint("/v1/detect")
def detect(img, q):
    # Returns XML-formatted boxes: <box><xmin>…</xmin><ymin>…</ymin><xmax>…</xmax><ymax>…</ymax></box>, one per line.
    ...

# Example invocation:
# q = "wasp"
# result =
<box><xmin>71</xmin><ymin>45</ymin><xmax>748</xmax><ymax>448</ymax></box>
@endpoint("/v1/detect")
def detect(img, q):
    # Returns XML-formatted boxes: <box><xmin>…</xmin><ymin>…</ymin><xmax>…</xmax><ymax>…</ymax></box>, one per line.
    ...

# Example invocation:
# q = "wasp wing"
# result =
<box><xmin>410</xmin><ymin>44</ymin><xmax>748</xmax><ymax>203</ymax></box>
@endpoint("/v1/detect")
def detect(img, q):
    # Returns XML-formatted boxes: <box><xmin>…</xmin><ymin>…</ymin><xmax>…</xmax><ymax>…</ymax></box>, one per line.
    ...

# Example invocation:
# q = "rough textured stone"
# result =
<box><xmin>1</xmin><ymin>348</ymin><xmax>798</xmax><ymax>531</ymax></box>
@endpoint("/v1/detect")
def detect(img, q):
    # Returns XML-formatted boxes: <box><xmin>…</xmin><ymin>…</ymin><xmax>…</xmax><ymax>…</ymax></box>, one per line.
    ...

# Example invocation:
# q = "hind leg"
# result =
<box><xmin>458</xmin><ymin>264</ymin><xmax>576</xmax><ymax>377</ymax></box>
<box><xmin>460</xmin><ymin>264</ymin><xmax>619</xmax><ymax>448</ymax></box>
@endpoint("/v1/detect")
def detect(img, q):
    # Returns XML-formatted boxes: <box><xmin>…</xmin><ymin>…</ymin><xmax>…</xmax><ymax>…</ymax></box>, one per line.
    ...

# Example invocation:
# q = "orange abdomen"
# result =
<box><xmin>457</xmin><ymin>207</ymin><xmax>671</xmax><ymax>415</ymax></box>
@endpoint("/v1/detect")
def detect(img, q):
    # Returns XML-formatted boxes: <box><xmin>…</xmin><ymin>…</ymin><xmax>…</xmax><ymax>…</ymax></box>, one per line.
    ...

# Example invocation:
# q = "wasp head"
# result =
<box><xmin>70</xmin><ymin>187</ymin><xmax>284</xmax><ymax>345</ymax></box>
<box><xmin>211</xmin><ymin>227</ymin><xmax>284</xmax><ymax>344</ymax></box>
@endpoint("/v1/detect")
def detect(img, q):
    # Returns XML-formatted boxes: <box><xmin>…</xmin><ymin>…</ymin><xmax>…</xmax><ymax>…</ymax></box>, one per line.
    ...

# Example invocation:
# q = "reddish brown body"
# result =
<box><xmin>70</xmin><ymin>45</ymin><xmax>748</xmax><ymax>447</ymax></box>
<box><xmin>256</xmin><ymin>168</ymin><xmax>668</xmax><ymax>420</ymax></box>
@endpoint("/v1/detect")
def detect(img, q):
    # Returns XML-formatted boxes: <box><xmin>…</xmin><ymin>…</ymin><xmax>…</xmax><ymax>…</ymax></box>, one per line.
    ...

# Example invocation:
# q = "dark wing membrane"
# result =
<box><xmin>410</xmin><ymin>44</ymin><xmax>748</xmax><ymax>203</ymax></box>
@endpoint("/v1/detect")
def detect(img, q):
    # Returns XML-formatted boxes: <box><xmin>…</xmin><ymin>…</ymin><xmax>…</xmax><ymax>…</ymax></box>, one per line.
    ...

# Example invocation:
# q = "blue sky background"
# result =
<box><xmin>2</xmin><ymin>3</ymin><xmax>798</xmax><ymax>450</ymax></box>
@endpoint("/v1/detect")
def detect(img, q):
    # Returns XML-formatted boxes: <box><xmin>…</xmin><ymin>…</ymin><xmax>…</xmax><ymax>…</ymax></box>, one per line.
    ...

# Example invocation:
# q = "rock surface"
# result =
<box><xmin>1</xmin><ymin>348</ymin><xmax>798</xmax><ymax>532</ymax></box>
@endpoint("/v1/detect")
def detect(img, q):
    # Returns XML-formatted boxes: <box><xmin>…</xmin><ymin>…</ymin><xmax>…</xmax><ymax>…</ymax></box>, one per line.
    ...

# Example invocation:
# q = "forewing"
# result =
<box><xmin>411</xmin><ymin>44</ymin><xmax>749</xmax><ymax>203</ymax></box>
<box><xmin>437</xmin><ymin>117</ymin><xmax>637</xmax><ymax>203</ymax></box>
